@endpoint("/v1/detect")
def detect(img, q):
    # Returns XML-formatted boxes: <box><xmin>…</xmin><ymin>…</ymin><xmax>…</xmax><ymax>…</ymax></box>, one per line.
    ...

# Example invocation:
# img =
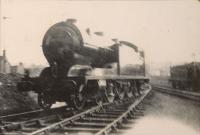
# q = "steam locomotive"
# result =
<box><xmin>17</xmin><ymin>19</ymin><xmax>149</xmax><ymax>110</ymax></box>
<box><xmin>169</xmin><ymin>62</ymin><xmax>200</xmax><ymax>91</ymax></box>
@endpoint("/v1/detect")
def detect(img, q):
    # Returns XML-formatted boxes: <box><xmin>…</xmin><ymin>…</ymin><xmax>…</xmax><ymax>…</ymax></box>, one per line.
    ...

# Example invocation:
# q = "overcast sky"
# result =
<box><xmin>0</xmin><ymin>0</ymin><xmax>200</xmax><ymax>67</ymax></box>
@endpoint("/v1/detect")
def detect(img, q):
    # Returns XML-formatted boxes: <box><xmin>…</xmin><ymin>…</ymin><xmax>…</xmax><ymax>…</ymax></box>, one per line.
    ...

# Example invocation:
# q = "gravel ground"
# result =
<box><xmin>121</xmin><ymin>90</ymin><xmax>200</xmax><ymax>135</ymax></box>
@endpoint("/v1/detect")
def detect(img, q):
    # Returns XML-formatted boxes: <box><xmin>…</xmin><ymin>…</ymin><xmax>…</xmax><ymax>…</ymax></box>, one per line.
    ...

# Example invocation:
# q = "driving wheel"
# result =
<box><xmin>38</xmin><ymin>92</ymin><xmax>53</xmax><ymax>109</ymax></box>
<box><xmin>71</xmin><ymin>84</ymin><xmax>86</xmax><ymax>110</ymax></box>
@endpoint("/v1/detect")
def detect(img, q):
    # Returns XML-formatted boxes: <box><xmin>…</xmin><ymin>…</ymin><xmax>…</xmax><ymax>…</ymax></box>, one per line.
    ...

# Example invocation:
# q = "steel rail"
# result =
<box><xmin>0</xmin><ymin>106</ymin><xmax>70</xmax><ymax>134</ymax></box>
<box><xmin>29</xmin><ymin>85</ymin><xmax>151</xmax><ymax>135</ymax></box>
<box><xmin>0</xmin><ymin>106</ymin><xmax>67</xmax><ymax>122</ymax></box>
<box><xmin>1</xmin><ymin>113</ymin><xmax>65</xmax><ymax>132</ymax></box>
<box><xmin>95</xmin><ymin>88</ymin><xmax>151</xmax><ymax>135</ymax></box>
<box><xmin>153</xmin><ymin>85</ymin><xmax>200</xmax><ymax>102</ymax></box>
<box><xmin>0</xmin><ymin>85</ymin><xmax>151</xmax><ymax>135</ymax></box>
<box><xmin>0</xmin><ymin>99</ymin><xmax>129</xmax><ymax>135</ymax></box>
<box><xmin>28</xmin><ymin>102</ymin><xmax>112</xmax><ymax>135</ymax></box>
<box><xmin>0</xmin><ymin>109</ymin><xmax>44</xmax><ymax>121</ymax></box>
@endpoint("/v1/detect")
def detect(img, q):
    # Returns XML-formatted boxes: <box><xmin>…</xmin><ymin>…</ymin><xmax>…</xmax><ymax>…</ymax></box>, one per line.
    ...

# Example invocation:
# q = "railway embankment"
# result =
<box><xmin>0</xmin><ymin>73</ymin><xmax>39</xmax><ymax>116</ymax></box>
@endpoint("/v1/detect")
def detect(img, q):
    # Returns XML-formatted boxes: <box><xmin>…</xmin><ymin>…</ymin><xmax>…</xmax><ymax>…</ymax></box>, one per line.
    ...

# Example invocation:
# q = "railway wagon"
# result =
<box><xmin>169</xmin><ymin>62</ymin><xmax>200</xmax><ymax>91</ymax></box>
<box><xmin>17</xmin><ymin>19</ymin><xmax>149</xmax><ymax>110</ymax></box>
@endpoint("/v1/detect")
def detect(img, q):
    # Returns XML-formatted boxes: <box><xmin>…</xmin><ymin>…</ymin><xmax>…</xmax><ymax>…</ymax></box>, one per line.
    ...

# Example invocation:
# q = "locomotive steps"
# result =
<box><xmin>0</xmin><ymin>87</ymin><xmax>151</xmax><ymax>135</ymax></box>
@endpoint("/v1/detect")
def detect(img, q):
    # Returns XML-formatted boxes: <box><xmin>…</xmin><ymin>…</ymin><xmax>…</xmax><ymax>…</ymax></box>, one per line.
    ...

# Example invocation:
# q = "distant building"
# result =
<box><xmin>28</xmin><ymin>64</ymin><xmax>45</xmax><ymax>77</ymax></box>
<box><xmin>11</xmin><ymin>66</ymin><xmax>17</xmax><ymax>74</ymax></box>
<box><xmin>0</xmin><ymin>50</ymin><xmax>11</xmax><ymax>74</ymax></box>
<box><xmin>11</xmin><ymin>62</ymin><xmax>25</xmax><ymax>75</ymax></box>
<box><xmin>0</xmin><ymin>50</ymin><xmax>25</xmax><ymax>75</ymax></box>
<box><xmin>159</xmin><ymin>68</ymin><xmax>170</xmax><ymax>76</ymax></box>
<box><xmin>148</xmin><ymin>62</ymin><xmax>170</xmax><ymax>77</ymax></box>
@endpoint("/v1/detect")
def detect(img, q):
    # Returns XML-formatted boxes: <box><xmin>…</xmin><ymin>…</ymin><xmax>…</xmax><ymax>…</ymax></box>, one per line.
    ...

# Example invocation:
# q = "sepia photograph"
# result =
<box><xmin>0</xmin><ymin>0</ymin><xmax>200</xmax><ymax>134</ymax></box>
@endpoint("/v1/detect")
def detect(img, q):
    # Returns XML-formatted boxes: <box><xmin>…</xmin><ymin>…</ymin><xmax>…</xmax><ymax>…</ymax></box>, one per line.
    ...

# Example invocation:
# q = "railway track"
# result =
<box><xmin>0</xmin><ymin>106</ymin><xmax>77</xmax><ymax>135</ymax></box>
<box><xmin>153</xmin><ymin>85</ymin><xmax>200</xmax><ymax>102</ymax></box>
<box><xmin>0</xmin><ymin>106</ymin><xmax>69</xmax><ymax>123</ymax></box>
<box><xmin>0</xmin><ymin>88</ymin><xmax>151</xmax><ymax>135</ymax></box>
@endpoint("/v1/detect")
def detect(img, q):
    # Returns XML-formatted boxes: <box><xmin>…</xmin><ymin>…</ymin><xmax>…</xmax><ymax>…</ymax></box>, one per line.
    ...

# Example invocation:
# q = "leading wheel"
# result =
<box><xmin>71</xmin><ymin>85</ymin><xmax>86</xmax><ymax>110</ymax></box>
<box><xmin>38</xmin><ymin>93</ymin><xmax>53</xmax><ymax>109</ymax></box>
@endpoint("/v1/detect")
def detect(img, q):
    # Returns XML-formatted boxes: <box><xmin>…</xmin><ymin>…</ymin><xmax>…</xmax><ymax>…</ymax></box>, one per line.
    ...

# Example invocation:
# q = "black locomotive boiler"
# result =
<box><xmin>18</xmin><ymin>19</ymin><xmax>149</xmax><ymax>110</ymax></box>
